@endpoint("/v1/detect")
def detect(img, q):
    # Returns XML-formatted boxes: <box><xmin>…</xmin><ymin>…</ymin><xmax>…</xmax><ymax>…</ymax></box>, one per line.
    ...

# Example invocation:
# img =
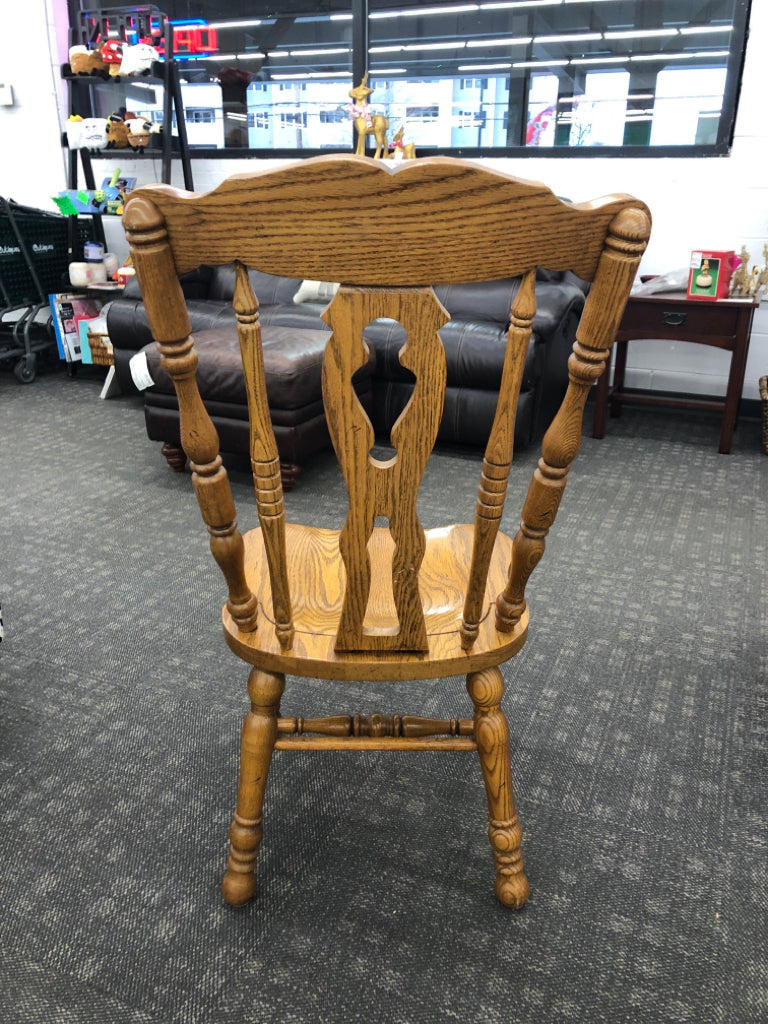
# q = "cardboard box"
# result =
<box><xmin>687</xmin><ymin>250</ymin><xmax>737</xmax><ymax>301</ymax></box>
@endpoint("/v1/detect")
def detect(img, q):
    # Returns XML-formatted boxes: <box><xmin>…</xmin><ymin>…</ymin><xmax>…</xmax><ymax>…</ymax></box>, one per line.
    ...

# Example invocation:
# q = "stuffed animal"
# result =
<box><xmin>124</xmin><ymin>113</ymin><xmax>159</xmax><ymax>151</ymax></box>
<box><xmin>118</xmin><ymin>42</ymin><xmax>159</xmax><ymax>76</ymax></box>
<box><xmin>68</xmin><ymin>45</ymin><xmax>108</xmax><ymax>75</ymax></box>
<box><xmin>66</xmin><ymin>116</ymin><xmax>109</xmax><ymax>149</ymax></box>
<box><xmin>106</xmin><ymin>113</ymin><xmax>130</xmax><ymax>149</ymax></box>
<box><xmin>101</xmin><ymin>40</ymin><xmax>124</xmax><ymax>75</ymax></box>
<box><xmin>64</xmin><ymin>115</ymin><xmax>84</xmax><ymax>149</ymax></box>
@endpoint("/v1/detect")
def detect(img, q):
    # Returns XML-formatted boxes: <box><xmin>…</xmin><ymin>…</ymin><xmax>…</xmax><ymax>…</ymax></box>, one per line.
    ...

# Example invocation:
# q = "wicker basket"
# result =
<box><xmin>760</xmin><ymin>375</ymin><xmax>768</xmax><ymax>455</ymax></box>
<box><xmin>87</xmin><ymin>330</ymin><xmax>114</xmax><ymax>367</ymax></box>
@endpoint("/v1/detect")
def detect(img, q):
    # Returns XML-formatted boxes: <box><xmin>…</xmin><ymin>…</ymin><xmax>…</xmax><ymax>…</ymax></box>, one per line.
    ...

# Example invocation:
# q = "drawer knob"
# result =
<box><xmin>662</xmin><ymin>311</ymin><xmax>687</xmax><ymax>327</ymax></box>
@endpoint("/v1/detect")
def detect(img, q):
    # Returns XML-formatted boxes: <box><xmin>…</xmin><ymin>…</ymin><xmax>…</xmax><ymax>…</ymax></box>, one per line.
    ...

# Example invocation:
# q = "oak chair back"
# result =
<box><xmin>123</xmin><ymin>156</ymin><xmax>650</xmax><ymax>909</ymax></box>
<box><xmin>125</xmin><ymin>156</ymin><xmax>649</xmax><ymax>659</ymax></box>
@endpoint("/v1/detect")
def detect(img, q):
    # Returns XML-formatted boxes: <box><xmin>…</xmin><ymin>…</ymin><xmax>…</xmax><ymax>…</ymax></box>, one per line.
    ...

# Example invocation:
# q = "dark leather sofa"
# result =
<box><xmin>107</xmin><ymin>263</ymin><xmax>587</xmax><ymax>487</ymax></box>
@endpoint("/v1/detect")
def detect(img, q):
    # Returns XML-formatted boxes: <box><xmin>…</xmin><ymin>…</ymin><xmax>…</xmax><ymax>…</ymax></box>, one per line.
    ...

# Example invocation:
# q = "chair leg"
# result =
<box><xmin>222</xmin><ymin>668</ymin><xmax>285</xmax><ymax>907</ymax></box>
<box><xmin>466</xmin><ymin>667</ymin><xmax>530</xmax><ymax>909</ymax></box>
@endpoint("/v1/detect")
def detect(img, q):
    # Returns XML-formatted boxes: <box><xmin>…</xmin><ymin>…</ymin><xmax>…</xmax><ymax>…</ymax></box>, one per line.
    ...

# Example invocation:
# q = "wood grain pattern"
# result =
<box><xmin>461</xmin><ymin>270</ymin><xmax>535</xmax><ymax>648</ymax></box>
<box><xmin>234</xmin><ymin>263</ymin><xmax>294</xmax><ymax>649</ymax></box>
<box><xmin>122</xmin><ymin>155</ymin><xmax>651</xmax><ymax>911</ymax></box>
<box><xmin>277</xmin><ymin>713</ymin><xmax>474</xmax><ymax>737</ymax></box>
<box><xmin>274</xmin><ymin>736</ymin><xmax>478</xmax><ymax>751</ymax></box>
<box><xmin>124</xmin><ymin>195</ymin><xmax>258</xmax><ymax>633</ymax></box>
<box><xmin>467</xmin><ymin>667</ymin><xmax>529</xmax><ymax>908</ymax></box>
<box><xmin>224</xmin><ymin>523</ymin><xmax>528</xmax><ymax>680</ymax></box>
<box><xmin>124</xmin><ymin>156</ymin><xmax>644</xmax><ymax>286</ymax></box>
<box><xmin>274</xmin><ymin>712</ymin><xmax>477</xmax><ymax>749</ymax></box>
<box><xmin>322</xmin><ymin>287</ymin><xmax>448</xmax><ymax>652</ymax></box>
<box><xmin>221</xmin><ymin>669</ymin><xmax>284</xmax><ymax>906</ymax></box>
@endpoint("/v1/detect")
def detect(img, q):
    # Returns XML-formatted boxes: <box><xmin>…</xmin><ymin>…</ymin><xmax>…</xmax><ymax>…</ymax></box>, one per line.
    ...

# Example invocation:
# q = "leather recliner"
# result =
<box><xmin>106</xmin><ymin>264</ymin><xmax>587</xmax><ymax>486</ymax></box>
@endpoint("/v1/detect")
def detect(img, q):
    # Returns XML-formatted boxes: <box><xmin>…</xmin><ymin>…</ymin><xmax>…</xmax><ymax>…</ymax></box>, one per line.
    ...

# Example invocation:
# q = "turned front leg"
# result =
<box><xmin>222</xmin><ymin>668</ymin><xmax>285</xmax><ymax>906</ymax></box>
<box><xmin>467</xmin><ymin>666</ymin><xmax>530</xmax><ymax>909</ymax></box>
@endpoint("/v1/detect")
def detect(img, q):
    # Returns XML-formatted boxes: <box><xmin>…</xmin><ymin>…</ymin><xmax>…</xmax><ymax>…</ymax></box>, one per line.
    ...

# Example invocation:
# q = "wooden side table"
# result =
<box><xmin>592</xmin><ymin>291</ymin><xmax>757</xmax><ymax>454</ymax></box>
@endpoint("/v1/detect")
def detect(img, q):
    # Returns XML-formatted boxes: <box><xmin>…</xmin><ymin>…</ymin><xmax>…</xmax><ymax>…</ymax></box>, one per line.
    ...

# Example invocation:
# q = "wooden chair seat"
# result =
<box><xmin>223</xmin><ymin>523</ymin><xmax>529</xmax><ymax>681</ymax></box>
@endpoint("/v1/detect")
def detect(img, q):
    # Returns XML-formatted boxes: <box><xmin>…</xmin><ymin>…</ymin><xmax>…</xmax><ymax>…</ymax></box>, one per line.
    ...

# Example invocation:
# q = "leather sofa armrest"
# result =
<box><xmin>532</xmin><ymin>282</ymin><xmax>586</xmax><ymax>340</ymax></box>
<box><xmin>119</xmin><ymin>265</ymin><xmax>215</xmax><ymax>302</ymax></box>
<box><xmin>107</xmin><ymin>298</ymin><xmax>237</xmax><ymax>354</ymax></box>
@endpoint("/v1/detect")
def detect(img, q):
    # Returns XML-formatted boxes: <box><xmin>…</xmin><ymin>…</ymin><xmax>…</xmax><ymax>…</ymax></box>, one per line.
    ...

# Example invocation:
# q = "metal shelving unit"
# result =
<box><xmin>62</xmin><ymin>4</ymin><xmax>193</xmax><ymax>254</ymax></box>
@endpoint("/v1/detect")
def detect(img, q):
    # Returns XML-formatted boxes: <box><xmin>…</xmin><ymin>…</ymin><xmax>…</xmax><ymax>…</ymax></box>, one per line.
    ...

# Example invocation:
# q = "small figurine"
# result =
<box><xmin>385</xmin><ymin>125</ymin><xmax>416</xmax><ymax>161</ymax></box>
<box><xmin>348</xmin><ymin>74</ymin><xmax>389</xmax><ymax>159</ymax></box>
<box><xmin>696</xmin><ymin>258</ymin><xmax>713</xmax><ymax>289</ymax></box>
<box><xmin>64</xmin><ymin>115</ymin><xmax>84</xmax><ymax>149</ymax></box>
<box><xmin>749</xmin><ymin>265</ymin><xmax>761</xmax><ymax>296</ymax></box>
<box><xmin>730</xmin><ymin>246</ymin><xmax>751</xmax><ymax>296</ymax></box>
<box><xmin>754</xmin><ymin>244</ymin><xmax>768</xmax><ymax>300</ymax></box>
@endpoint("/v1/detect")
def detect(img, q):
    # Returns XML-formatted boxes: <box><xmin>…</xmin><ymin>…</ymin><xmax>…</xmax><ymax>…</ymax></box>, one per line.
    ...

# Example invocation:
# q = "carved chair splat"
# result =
<box><xmin>123</xmin><ymin>155</ymin><xmax>650</xmax><ymax>912</ymax></box>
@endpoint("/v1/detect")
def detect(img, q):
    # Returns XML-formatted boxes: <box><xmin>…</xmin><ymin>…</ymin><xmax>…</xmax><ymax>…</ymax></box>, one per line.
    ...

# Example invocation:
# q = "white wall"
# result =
<box><xmin>0</xmin><ymin>0</ymin><xmax>69</xmax><ymax>208</ymax></box>
<box><xmin>2</xmin><ymin>0</ymin><xmax>766</xmax><ymax>400</ymax></box>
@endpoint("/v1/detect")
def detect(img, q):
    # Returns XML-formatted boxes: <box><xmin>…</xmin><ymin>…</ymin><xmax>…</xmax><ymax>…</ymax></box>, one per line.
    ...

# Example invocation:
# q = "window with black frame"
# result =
<box><xmin>365</xmin><ymin>0</ymin><xmax>750</xmax><ymax>153</ymax></box>
<box><xmin>67</xmin><ymin>0</ymin><xmax>751</xmax><ymax>155</ymax></box>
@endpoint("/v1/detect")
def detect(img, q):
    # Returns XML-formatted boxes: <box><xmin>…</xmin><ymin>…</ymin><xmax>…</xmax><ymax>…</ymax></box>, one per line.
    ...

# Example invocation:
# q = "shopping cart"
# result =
<box><xmin>0</xmin><ymin>198</ymin><xmax>93</xmax><ymax>382</ymax></box>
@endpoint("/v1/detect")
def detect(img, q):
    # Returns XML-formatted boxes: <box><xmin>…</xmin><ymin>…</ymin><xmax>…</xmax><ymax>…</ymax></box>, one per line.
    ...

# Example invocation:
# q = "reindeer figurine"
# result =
<box><xmin>730</xmin><ymin>245</ymin><xmax>752</xmax><ymax>296</ymax></box>
<box><xmin>384</xmin><ymin>125</ymin><xmax>417</xmax><ymax>161</ymax></box>
<box><xmin>753</xmin><ymin>244</ymin><xmax>768</xmax><ymax>300</ymax></box>
<box><xmin>348</xmin><ymin>75</ymin><xmax>389</xmax><ymax>158</ymax></box>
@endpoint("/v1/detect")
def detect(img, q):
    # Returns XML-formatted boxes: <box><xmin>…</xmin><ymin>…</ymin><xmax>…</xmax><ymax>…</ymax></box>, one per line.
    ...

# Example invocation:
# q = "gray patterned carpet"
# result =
<box><xmin>1</xmin><ymin>365</ymin><xmax>766</xmax><ymax>1024</ymax></box>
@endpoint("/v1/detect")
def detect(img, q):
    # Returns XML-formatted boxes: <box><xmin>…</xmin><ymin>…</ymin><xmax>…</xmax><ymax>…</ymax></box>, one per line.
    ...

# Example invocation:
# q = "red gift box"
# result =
<box><xmin>687</xmin><ymin>250</ymin><xmax>737</xmax><ymax>301</ymax></box>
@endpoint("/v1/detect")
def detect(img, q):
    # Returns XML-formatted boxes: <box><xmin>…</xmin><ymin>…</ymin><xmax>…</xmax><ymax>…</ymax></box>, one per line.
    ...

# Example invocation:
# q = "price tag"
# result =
<box><xmin>129</xmin><ymin>350</ymin><xmax>155</xmax><ymax>391</ymax></box>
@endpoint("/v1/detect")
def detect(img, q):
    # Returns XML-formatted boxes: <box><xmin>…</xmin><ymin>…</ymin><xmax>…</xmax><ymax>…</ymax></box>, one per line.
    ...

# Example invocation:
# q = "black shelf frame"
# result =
<box><xmin>62</xmin><ymin>5</ymin><xmax>193</xmax><ymax>257</ymax></box>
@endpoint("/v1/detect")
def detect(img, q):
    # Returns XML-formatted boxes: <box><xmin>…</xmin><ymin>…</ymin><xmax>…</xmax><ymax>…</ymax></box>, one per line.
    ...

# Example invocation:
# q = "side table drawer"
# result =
<box><xmin>618</xmin><ymin>299</ymin><xmax>738</xmax><ymax>340</ymax></box>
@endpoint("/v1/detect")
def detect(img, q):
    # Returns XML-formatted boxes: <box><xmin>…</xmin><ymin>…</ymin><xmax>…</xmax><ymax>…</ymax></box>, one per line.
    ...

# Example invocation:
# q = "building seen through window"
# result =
<box><xmin>69</xmin><ymin>0</ymin><xmax>750</xmax><ymax>155</ymax></box>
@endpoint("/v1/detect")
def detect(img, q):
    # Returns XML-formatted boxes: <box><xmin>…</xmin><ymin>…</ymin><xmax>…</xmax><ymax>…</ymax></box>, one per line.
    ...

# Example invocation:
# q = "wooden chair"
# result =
<box><xmin>123</xmin><ymin>156</ymin><xmax>650</xmax><ymax>909</ymax></box>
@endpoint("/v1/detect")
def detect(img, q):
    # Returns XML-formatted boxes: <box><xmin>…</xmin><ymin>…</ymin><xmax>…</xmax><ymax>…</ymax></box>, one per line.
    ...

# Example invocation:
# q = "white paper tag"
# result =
<box><xmin>129</xmin><ymin>350</ymin><xmax>155</xmax><ymax>391</ymax></box>
<box><xmin>690</xmin><ymin>251</ymin><xmax>703</xmax><ymax>268</ymax></box>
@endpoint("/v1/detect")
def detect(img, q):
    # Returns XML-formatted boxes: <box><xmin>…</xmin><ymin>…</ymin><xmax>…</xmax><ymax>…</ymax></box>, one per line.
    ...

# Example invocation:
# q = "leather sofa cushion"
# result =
<box><xmin>434</xmin><ymin>279</ymin><xmax>521</xmax><ymax>324</ymax></box>
<box><xmin>373</xmin><ymin>381</ymin><xmax>535</xmax><ymax>449</ymax></box>
<box><xmin>143</xmin><ymin>324</ymin><xmax>376</xmax><ymax>410</ymax></box>
<box><xmin>361</xmin><ymin>317</ymin><xmax>542</xmax><ymax>391</ymax></box>
<box><xmin>144</xmin><ymin>391</ymin><xmax>375</xmax><ymax>467</ymax></box>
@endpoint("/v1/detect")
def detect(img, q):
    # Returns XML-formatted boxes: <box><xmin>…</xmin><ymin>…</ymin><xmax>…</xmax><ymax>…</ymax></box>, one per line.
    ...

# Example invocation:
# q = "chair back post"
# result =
<box><xmin>124</xmin><ymin>195</ymin><xmax>259</xmax><ymax>632</ymax></box>
<box><xmin>460</xmin><ymin>269</ymin><xmax>536</xmax><ymax>649</ymax></box>
<box><xmin>495</xmin><ymin>205</ymin><xmax>651</xmax><ymax>632</ymax></box>
<box><xmin>233</xmin><ymin>263</ymin><xmax>294</xmax><ymax>649</ymax></box>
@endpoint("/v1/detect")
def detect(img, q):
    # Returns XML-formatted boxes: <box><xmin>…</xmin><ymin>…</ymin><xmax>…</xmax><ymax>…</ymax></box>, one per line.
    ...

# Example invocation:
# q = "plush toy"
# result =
<box><xmin>65</xmin><ymin>116</ymin><xmax>109</xmax><ymax>149</ymax></box>
<box><xmin>124</xmin><ymin>113</ymin><xmax>160</xmax><ymax>152</ymax></box>
<box><xmin>118</xmin><ymin>42</ymin><xmax>159</xmax><ymax>76</ymax></box>
<box><xmin>101</xmin><ymin>40</ymin><xmax>124</xmax><ymax>75</ymax></box>
<box><xmin>68</xmin><ymin>45</ymin><xmax>108</xmax><ymax>75</ymax></box>
<box><xmin>64</xmin><ymin>115</ymin><xmax>83</xmax><ymax>149</ymax></box>
<box><xmin>106</xmin><ymin>113</ymin><xmax>131</xmax><ymax>148</ymax></box>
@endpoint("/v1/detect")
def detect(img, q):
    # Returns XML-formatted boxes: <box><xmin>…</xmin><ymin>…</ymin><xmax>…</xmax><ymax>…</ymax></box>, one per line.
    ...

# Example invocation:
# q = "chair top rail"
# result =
<box><xmin>124</xmin><ymin>155</ymin><xmax>649</xmax><ymax>286</ymax></box>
